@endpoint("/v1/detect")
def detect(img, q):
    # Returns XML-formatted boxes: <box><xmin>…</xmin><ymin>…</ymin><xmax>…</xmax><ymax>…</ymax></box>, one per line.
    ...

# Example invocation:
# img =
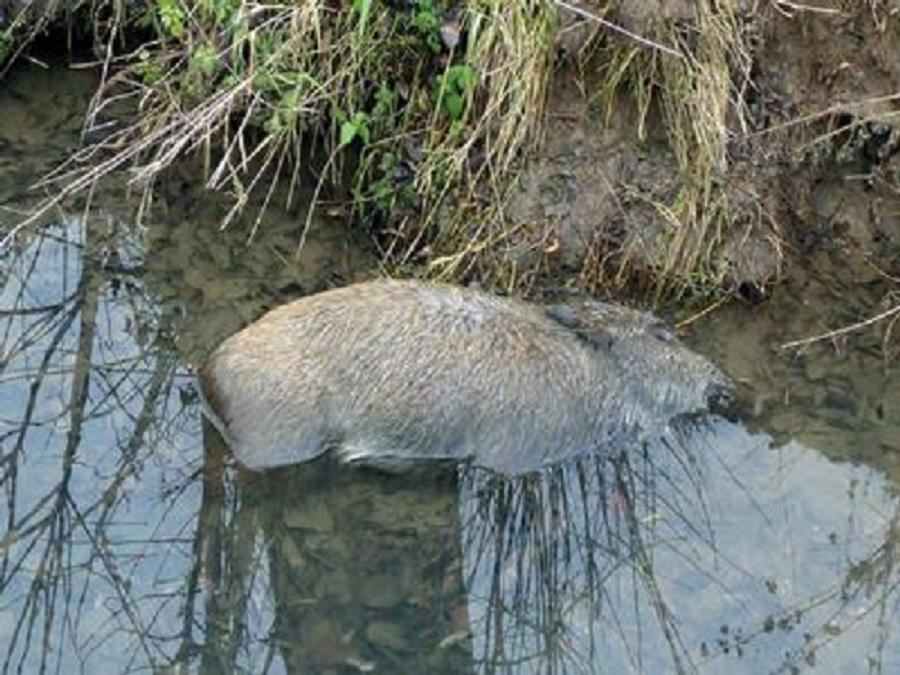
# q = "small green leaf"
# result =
<box><xmin>332</xmin><ymin>106</ymin><xmax>348</xmax><ymax>124</ymax></box>
<box><xmin>191</xmin><ymin>43</ymin><xmax>219</xmax><ymax>78</ymax></box>
<box><xmin>449</xmin><ymin>119</ymin><xmax>466</xmax><ymax>141</ymax></box>
<box><xmin>373</xmin><ymin>84</ymin><xmax>394</xmax><ymax>118</ymax></box>
<box><xmin>340</xmin><ymin>121</ymin><xmax>358</xmax><ymax>147</ymax></box>
<box><xmin>446</xmin><ymin>64</ymin><xmax>476</xmax><ymax>91</ymax></box>
<box><xmin>264</xmin><ymin>113</ymin><xmax>282</xmax><ymax>134</ymax></box>
<box><xmin>158</xmin><ymin>0</ymin><xmax>185</xmax><ymax>39</ymax></box>
<box><xmin>455</xmin><ymin>65</ymin><xmax>477</xmax><ymax>91</ymax></box>
<box><xmin>443</xmin><ymin>92</ymin><xmax>464</xmax><ymax>120</ymax></box>
<box><xmin>350</xmin><ymin>112</ymin><xmax>370</xmax><ymax>144</ymax></box>
<box><xmin>379</xmin><ymin>152</ymin><xmax>396</xmax><ymax>171</ymax></box>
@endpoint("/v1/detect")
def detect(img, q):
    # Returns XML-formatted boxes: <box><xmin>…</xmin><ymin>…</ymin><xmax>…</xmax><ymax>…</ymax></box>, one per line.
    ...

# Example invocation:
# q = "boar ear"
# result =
<box><xmin>544</xmin><ymin>304</ymin><xmax>614</xmax><ymax>350</ymax></box>
<box><xmin>543</xmin><ymin>304</ymin><xmax>579</xmax><ymax>328</ymax></box>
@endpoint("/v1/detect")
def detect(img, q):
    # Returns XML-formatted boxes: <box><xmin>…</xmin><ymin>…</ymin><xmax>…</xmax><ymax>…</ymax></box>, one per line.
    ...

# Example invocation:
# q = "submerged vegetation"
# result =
<box><xmin>0</xmin><ymin>1</ymin><xmax>813</xmax><ymax>297</ymax></box>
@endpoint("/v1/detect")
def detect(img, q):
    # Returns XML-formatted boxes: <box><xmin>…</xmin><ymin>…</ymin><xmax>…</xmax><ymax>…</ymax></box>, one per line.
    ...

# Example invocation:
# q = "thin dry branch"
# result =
<box><xmin>553</xmin><ymin>0</ymin><xmax>686</xmax><ymax>59</ymax></box>
<box><xmin>780</xmin><ymin>303</ymin><xmax>900</xmax><ymax>350</ymax></box>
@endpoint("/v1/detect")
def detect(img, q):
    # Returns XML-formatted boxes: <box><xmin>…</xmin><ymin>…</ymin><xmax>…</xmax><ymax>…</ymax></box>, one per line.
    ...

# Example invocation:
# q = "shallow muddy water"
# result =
<box><xmin>1</xmin><ymin>65</ymin><xmax>899</xmax><ymax>675</ymax></box>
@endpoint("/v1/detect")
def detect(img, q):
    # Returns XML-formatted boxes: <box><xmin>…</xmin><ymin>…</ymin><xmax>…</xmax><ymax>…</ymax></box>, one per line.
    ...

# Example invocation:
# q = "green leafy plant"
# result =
<box><xmin>157</xmin><ymin>0</ymin><xmax>185</xmax><ymax>39</ymax></box>
<box><xmin>21</xmin><ymin>0</ymin><xmax>567</xmax><ymax>294</ymax></box>
<box><xmin>198</xmin><ymin>0</ymin><xmax>239</xmax><ymax>25</ymax></box>
<box><xmin>190</xmin><ymin>43</ymin><xmax>219</xmax><ymax>78</ymax></box>
<box><xmin>0</xmin><ymin>29</ymin><xmax>13</xmax><ymax>64</ymax></box>
<box><xmin>136</xmin><ymin>50</ymin><xmax>165</xmax><ymax>84</ymax></box>
<box><xmin>339</xmin><ymin>110</ymin><xmax>372</xmax><ymax>147</ymax></box>
<box><xmin>372</xmin><ymin>84</ymin><xmax>395</xmax><ymax>123</ymax></box>
<box><xmin>412</xmin><ymin>0</ymin><xmax>443</xmax><ymax>53</ymax></box>
<box><xmin>434</xmin><ymin>64</ymin><xmax>477</xmax><ymax>120</ymax></box>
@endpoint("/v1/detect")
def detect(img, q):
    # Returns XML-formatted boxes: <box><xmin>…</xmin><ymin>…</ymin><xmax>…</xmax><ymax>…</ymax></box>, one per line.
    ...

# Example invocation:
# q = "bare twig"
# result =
<box><xmin>553</xmin><ymin>0</ymin><xmax>686</xmax><ymax>59</ymax></box>
<box><xmin>780</xmin><ymin>304</ymin><xmax>900</xmax><ymax>350</ymax></box>
<box><xmin>754</xmin><ymin>92</ymin><xmax>900</xmax><ymax>137</ymax></box>
<box><xmin>771</xmin><ymin>1</ymin><xmax>844</xmax><ymax>18</ymax></box>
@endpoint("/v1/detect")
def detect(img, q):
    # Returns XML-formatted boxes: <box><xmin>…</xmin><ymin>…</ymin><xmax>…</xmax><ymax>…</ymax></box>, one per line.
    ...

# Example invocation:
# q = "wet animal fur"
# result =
<box><xmin>199</xmin><ymin>279</ymin><xmax>728</xmax><ymax>472</ymax></box>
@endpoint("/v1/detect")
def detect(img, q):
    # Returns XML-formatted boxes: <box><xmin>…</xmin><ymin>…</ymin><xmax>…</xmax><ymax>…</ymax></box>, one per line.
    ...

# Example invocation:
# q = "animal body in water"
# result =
<box><xmin>199</xmin><ymin>279</ymin><xmax>729</xmax><ymax>473</ymax></box>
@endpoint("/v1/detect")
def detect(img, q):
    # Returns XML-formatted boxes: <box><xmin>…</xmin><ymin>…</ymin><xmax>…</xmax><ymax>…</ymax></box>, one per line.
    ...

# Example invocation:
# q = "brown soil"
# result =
<box><xmin>510</xmin><ymin>0</ymin><xmax>900</xmax><ymax>298</ymax></box>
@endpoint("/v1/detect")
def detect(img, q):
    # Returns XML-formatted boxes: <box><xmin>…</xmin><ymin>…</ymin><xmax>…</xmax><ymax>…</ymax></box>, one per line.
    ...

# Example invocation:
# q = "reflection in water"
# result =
<box><xmin>250</xmin><ymin>456</ymin><xmax>472</xmax><ymax>673</ymax></box>
<box><xmin>2</xmin><ymin>215</ymin><xmax>898</xmax><ymax>673</ymax></box>
<box><xmin>1</xmin><ymin>219</ymin><xmax>201</xmax><ymax>672</ymax></box>
<box><xmin>1</xmin><ymin>65</ymin><xmax>899</xmax><ymax>674</ymax></box>
<box><xmin>184</xmin><ymin>420</ymin><xmax>900</xmax><ymax>675</ymax></box>
<box><xmin>688</xmin><ymin>253</ymin><xmax>899</xmax><ymax>481</ymax></box>
<box><xmin>459</xmin><ymin>425</ymin><xmax>899</xmax><ymax>674</ymax></box>
<box><xmin>0</xmin><ymin>209</ymin><xmax>373</xmax><ymax>672</ymax></box>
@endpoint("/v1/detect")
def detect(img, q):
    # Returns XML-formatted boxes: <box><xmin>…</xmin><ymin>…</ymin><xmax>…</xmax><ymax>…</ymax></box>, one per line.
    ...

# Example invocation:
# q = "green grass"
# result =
<box><xmin>8</xmin><ymin>0</ymin><xmax>755</xmax><ymax>300</ymax></box>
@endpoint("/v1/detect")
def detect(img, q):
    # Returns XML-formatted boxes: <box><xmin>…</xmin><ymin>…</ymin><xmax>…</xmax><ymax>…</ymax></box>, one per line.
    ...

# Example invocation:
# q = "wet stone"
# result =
<box><xmin>879</xmin><ymin>394</ymin><xmax>899</xmax><ymax>424</ymax></box>
<box><xmin>357</xmin><ymin>574</ymin><xmax>405</xmax><ymax>609</ymax></box>
<box><xmin>366</xmin><ymin>620</ymin><xmax>409</xmax><ymax>652</ymax></box>
<box><xmin>284</xmin><ymin>498</ymin><xmax>335</xmax><ymax>532</ymax></box>
<box><xmin>824</xmin><ymin>389</ymin><xmax>858</xmax><ymax>415</ymax></box>
<box><xmin>803</xmin><ymin>357</ymin><xmax>829</xmax><ymax>383</ymax></box>
<box><xmin>365</xmin><ymin>491</ymin><xmax>453</xmax><ymax>533</ymax></box>
<box><xmin>278</xmin><ymin>535</ymin><xmax>306</xmax><ymax>569</ymax></box>
<box><xmin>345</xmin><ymin>656</ymin><xmax>375</xmax><ymax>672</ymax></box>
<box><xmin>768</xmin><ymin>410</ymin><xmax>804</xmax><ymax>438</ymax></box>
<box><xmin>299</xmin><ymin>615</ymin><xmax>348</xmax><ymax>666</ymax></box>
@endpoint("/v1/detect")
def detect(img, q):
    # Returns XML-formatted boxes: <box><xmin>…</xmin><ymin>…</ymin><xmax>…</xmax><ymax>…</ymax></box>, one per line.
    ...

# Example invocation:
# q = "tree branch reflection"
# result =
<box><xmin>1</xmin><ymin>216</ymin><xmax>899</xmax><ymax>674</ymax></box>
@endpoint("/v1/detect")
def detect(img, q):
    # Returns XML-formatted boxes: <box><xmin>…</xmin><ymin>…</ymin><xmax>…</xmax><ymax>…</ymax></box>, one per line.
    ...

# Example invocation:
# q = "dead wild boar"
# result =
<box><xmin>199</xmin><ymin>279</ymin><xmax>729</xmax><ymax>473</ymax></box>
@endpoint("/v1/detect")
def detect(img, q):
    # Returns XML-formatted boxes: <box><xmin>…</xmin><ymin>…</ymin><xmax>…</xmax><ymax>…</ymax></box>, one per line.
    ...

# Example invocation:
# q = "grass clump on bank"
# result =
<box><xmin>18</xmin><ymin>1</ymin><xmax>556</xmax><ymax>257</ymax></box>
<box><xmin>8</xmin><ymin>1</ymin><xmax>753</xmax><ymax>300</ymax></box>
<box><xmin>587</xmin><ymin>1</ymin><xmax>751</xmax><ymax>299</ymax></box>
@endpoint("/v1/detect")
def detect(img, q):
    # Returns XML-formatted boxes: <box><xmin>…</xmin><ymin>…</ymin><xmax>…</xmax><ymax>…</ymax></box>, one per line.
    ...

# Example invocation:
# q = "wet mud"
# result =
<box><xmin>511</xmin><ymin>1</ymin><xmax>900</xmax><ymax>294</ymax></box>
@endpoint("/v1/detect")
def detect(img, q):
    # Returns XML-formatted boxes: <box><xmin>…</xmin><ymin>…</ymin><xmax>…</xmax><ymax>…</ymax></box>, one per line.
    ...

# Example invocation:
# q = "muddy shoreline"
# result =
<box><xmin>4</xmin><ymin>3</ymin><xmax>897</xmax><ymax>302</ymax></box>
<box><xmin>505</xmin><ymin>2</ymin><xmax>900</xmax><ymax>298</ymax></box>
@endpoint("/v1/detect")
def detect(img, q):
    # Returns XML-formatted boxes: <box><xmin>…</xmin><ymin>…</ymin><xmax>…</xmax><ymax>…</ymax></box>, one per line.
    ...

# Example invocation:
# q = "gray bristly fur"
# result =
<box><xmin>199</xmin><ymin>279</ymin><xmax>729</xmax><ymax>474</ymax></box>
